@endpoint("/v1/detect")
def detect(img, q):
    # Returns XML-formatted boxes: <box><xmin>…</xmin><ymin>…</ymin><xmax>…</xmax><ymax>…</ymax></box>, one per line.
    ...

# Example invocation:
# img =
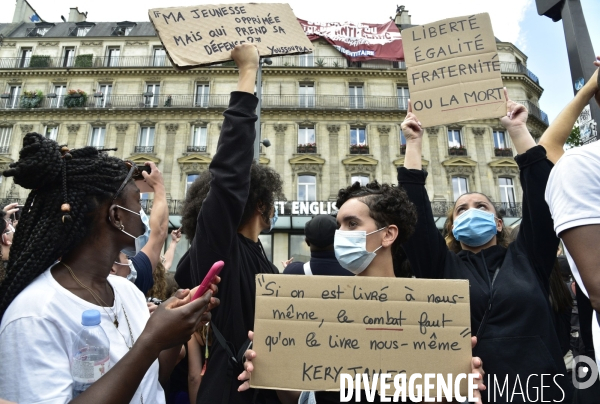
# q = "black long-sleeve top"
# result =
<box><xmin>175</xmin><ymin>92</ymin><xmax>279</xmax><ymax>404</ymax></box>
<box><xmin>398</xmin><ymin>145</ymin><xmax>568</xmax><ymax>403</ymax></box>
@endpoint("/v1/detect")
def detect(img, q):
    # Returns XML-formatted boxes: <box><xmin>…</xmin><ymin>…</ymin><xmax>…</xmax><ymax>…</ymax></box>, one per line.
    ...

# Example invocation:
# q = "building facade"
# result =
<box><xmin>0</xmin><ymin>7</ymin><xmax>548</xmax><ymax>269</ymax></box>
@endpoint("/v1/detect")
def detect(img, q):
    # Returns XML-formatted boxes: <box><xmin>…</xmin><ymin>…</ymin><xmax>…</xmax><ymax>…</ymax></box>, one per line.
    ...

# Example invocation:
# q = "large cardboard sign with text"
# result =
<box><xmin>403</xmin><ymin>13</ymin><xmax>506</xmax><ymax>127</ymax></box>
<box><xmin>149</xmin><ymin>3</ymin><xmax>313</xmax><ymax>68</ymax></box>
<box><xmin>251</xmin><ymin>274</ymin><xmax>471</xmax><ymax>394</ymax></box>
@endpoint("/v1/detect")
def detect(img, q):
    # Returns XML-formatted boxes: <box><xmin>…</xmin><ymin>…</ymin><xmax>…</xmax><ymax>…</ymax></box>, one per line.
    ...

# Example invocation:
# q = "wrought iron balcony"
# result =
<box><xmin>187</xmin><ymin>146</ymin><xmax>207</xmax><ymax>153</ymax></box>
<box><xmin>431</xmin><ymin>201</ymin><xmax>522</xmax><ymax>218</ymax></box>
<box><xmin>134</xmin><ymin>146</ymin><xmax>154</xmax><ymax>153</ymax></box>
<box><xmin>349</xmin><ymin>145</ymin><xmax>369</xmax><ymax>154</ymax></box>
<box><xmin>499</xmin><ymin>62</ymin><xmax>539</xmax><ymax>84</ymax></box>
<box><xmin>448</xmin><ymin>147</ymin><xmax>467</xmax><ymax>156</ymax></box>
<box><xmin>515</xmin><ymin>100</ymin><xmax>549</xmax><ymax>125</ymax></box>
<box><xmin>0</xmin><ymin>94</ymin><xmax>410</xmax><ymax>111</ymax></box>
<box><xmin>140</xmin><ymin>199</ymin><xmax>184</xmax><ymax>215</ymax></box>
<box><xmin>494</xmin><ymin>148</ymin><xmax>513</xmax><ymax>157</ymax></box>
<box><xmin>297</xmin><ymin>144</ymin><xmax>317</xmax><ymax>153</ymax></box>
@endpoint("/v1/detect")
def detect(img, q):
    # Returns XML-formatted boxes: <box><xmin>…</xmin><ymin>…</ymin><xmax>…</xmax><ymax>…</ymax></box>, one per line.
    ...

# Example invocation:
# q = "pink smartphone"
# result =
<box><xmin>191</xmin><ymin>260</ymin><xmax>224</xmax><ymax>301</ymax></box>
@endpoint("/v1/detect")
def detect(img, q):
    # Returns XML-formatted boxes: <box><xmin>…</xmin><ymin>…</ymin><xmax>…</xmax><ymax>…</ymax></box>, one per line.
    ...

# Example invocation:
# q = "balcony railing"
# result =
<box><xmin>499</xmin><ymin>62</ymin><xmax>539</xmax><ymax>84</ymax></box>
<box><xmin>140</xmin><ymin>199</ymin><xmax>184</xmax><ymax>215</ymax></box>
<box><xmin>187</xmin><ymin>146</ymin><xmax>207</xmax><ymax>153</ymax></box>
<box><xmin>494</xmin><ymin>148</ymin><xmax>513</xmax><ymax>157</ymax></box>
<box><xmin>515</xmin><ymin>100</ymin><xmax>549</xmax><ymax>125</ymax></box>
<box><xmin>448</xmin><ymin>147</ymin><xmax>467</xmax><ymax>156</ymax></box>
<box><xmin>134</xmin><ymin>146</ymin><xmax>154</xmax><ymax>153</ymax></box>
<box><xmin>349</xmin><ymin>145</ymin><xmax>369</xmax><ymax>154</ymax></box>
<box><xmin>431</xmin><ymin>201</ymin><xmax>522</xmax><ymax>218</ymax></box>
<box><xmin>0</xmin><ymin>94</ymin><xmax>410</xmax><ymax>111</ymax></box>
<box><xmin>0</xmin><ymin>146</ymin><xmax>10</xmax><ymax>154</ymax></box>
<box><xmin>297</xmin><ymin>145</ymin><xmax>317</xmax><ymax>153</ymax></box>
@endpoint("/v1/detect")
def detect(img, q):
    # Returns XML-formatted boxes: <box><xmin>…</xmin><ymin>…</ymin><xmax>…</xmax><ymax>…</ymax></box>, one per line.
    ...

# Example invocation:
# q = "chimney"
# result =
<box><xmin>394</xmin><ymin>5</ymin><xmax>411</xmax><ymax>26</ymax></box>
<box><xmin>68</xmin><ymin>7</ymin><xmax>87</xmax><ymax>22</ymax></box>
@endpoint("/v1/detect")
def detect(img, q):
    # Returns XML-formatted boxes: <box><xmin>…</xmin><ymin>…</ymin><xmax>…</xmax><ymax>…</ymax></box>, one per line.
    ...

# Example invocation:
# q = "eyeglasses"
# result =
<box><xmin>112</xmin><ymin>161</ymin><xmax>141</xmax><ymax>200</ymax></box>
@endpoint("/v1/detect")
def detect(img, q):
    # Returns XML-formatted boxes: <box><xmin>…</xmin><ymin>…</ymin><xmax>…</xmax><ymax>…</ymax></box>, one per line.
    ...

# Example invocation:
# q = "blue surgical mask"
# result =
<box><xmin>268</xmin><ymin>207</ymin><xmax>278</xmax><ymax>232</ymax></box>
<box><xmin>116</xmin><ymin>206</ymin><xmax>150</xmax><ymax>256</ymax></box>
<box><xmin>114</xmin><ymin>259</ymin><xmax>138</xmax><ymax>283</ymax></box>
<box><xmin>452</xmin><ymin>208</ymin><xmax>497</xmax><ymax>247</ymax></box>
<box><xmin>334</xmin><ymin>227</ymin><xmax>385</xmax><ymax>275</ymax></box>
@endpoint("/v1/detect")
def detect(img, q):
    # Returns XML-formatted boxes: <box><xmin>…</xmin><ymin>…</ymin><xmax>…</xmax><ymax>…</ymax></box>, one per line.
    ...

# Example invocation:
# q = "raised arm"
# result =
<box><xmin>399</xmin><ymin>101</ymin><xmax>449</xmax><ymax>279</ymax></box>
<box><xmin>500</xmin><ymin>93</ymin><xmax>558</xmax><ymax>280</ymax></box>
<box><xmin>163</xmin><ymin>229</ymin><xmax>181</xmax><ymax>272</ymax></box>
<box><xmin>140</xmin><ymin>162</ymin><xmax>169</xmax><ymax>271</ymax></box>
<box><xmin>538</xmin><ymin>57</ymin><xmax>600</xmax><ymax>164</ymax></box>
<box><xmin>186</xmin><ymin>45</ymin><xmax>259</xmax><ymax>285</ymax></box>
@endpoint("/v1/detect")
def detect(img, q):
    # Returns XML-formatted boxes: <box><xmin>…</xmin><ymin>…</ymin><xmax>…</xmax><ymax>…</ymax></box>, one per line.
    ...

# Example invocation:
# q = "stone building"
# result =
<box><xmin>0</xmin><ymin>5</ymin><xmax>548</xmax><ymax>268</ymax></box>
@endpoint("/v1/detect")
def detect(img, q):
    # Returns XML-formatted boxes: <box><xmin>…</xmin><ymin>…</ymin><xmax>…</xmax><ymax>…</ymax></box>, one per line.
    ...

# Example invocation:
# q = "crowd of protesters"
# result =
<box><xmin>0</xmin><ymin>44</ymin><xmax>600</xmax><ymax>404</ymax></box>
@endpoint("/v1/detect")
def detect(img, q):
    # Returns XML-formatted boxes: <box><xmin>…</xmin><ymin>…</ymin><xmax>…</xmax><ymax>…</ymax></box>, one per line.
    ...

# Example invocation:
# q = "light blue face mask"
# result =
<box><xmin>334</xmin><ymin>227</ymin><xmax>385</xmax><ymax>275</ymax></box>
<box><xmin>116</xmin><ymin>206</ymin><xmax>150</xmax><ymax>256</ymax></box>
<box><xmin>268</xmin><ymin>207</ymin><xmax>278</xmax><ymax>232</ymax></box>
<box><xmin>452</xmin><ymin>208</ymin><xmax>498</xmax><ymax>247</ymax></box>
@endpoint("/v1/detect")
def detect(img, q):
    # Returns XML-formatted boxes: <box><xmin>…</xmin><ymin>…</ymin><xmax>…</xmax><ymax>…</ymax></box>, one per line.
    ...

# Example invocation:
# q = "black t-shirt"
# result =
<box><xmin>175</xmin><ymin>92</ymin><xmax>279</xmax><ymax>404</ymax></box>
<box><xmin>284</xmin><ymin>250</ymin><xmax>352</xmax><ymax>276</ymax></box>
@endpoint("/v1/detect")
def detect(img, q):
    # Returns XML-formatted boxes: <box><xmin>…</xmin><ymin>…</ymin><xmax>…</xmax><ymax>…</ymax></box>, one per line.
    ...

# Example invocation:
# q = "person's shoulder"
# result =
<box><xmin>131</xmin><ymin>251</ymin><xmax>151</xmax><ymax>269</ymax></box>
<box><xmin>283</xmin><ymin>262</ymin><xmax>305</xmax><ymax>275</ymax></box>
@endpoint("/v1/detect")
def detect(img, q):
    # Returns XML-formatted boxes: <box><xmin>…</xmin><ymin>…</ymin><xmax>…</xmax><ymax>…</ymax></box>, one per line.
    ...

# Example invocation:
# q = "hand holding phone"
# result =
<box><xmin>192</xmin><ymin>260</ymin><xmax>224</xmax><ymax>301</ymax></box>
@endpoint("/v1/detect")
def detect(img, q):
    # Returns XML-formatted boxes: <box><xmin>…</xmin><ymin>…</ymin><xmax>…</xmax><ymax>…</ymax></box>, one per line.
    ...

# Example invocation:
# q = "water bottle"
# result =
<box><xmin>71</xmin><ymin>309</ymin><xmax>110</xmax><ymax>397</ymax></box>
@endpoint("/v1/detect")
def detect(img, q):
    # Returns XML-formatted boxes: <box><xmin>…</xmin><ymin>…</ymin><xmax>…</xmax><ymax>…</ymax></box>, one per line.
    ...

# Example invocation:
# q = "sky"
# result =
<box><xmin>3</xmin><ymin>0</ymin><xmax>599</xmax><ymax>123</ymax></box>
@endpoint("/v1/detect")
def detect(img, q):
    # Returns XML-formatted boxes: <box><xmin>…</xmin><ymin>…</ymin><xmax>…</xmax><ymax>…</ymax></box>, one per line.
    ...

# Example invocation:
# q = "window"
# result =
<box><xmin>350</xmin><ymin>127</ymin><xmax>367</xmax><ymax>146</ymax></box>
<box><xmin>195</xmin><ymin>84</ymin><xmax>210</xmax><ymax>107</ymax></box>
<box><xmin>27</xmin><ymin>27</ymin><xmax>49</xmax><ymax>37</ymax></box>
<box><xmin>111</xmin><ymin>26</ymin><xmax>133</xmax><ymax>36</ymax></box>
<box><xmin>19</xmin><ymin>48</ymin><xmax>32</xmax><ymax>68</ymax></box>
<box><xmin>70</xmin><ymin>26</ymin><xmax>91</xmax><ymax>36</ymax></box>
<box><xmin>299</xmin><ymin>54</ymin><xmax>314</xmax><ymax>67</ymax></box>
<box><xmin>298</xmin><ymin>175</ymin><xmax>316</xmax><ymax>201</ymax></box>
<box><xmin>499</xmin><ymin>177</ymin><xmax>516</xmax><ymax>206</ymax></box>
<box><xmin>448</xmin><ymin>129</ymin><xmax>462</xmax><ymax>148</ymax></box>
<box><xmin>298</xmin><ymin>83</ymin><xmax>315</xmax><ymax>108</ymax></box>
<box><xmin>397</xmin><ymin>86</ymin><xmax>409</xmax><ymax>110</ymax></box>
<box><xmin>51</xmin><ymin>85</ymin><xmax>67</xmax><ymax>108</ymax></box>
<box><xmin>186</xmin><ymin>174</ymin><xmax>199</xmax><ymax>193</ymax></box>
<box><xmin>45</xmin><ymin>126</ymin><xmax>58</xmax><ymax>140</ymax></box>
<box><xmin>62</xmin><ymin>47</ymin><xmax>75</xmax><ymax>67</ymax></box>
<box><xmin>95</xmin><ymin>84</ymin><xmax>112</xmax><ymax>108</ymax></box>
<box><xmin>493</xmin><ymin>130</ymin><xmax>509</xmax><ymax>149</ymax></box>
<box><xmin>258</xmin><ymin>234</ymin><xmax>273</xmax><ymax>263</ymax></box>
<box><xmin>351</xmin><ymin>175</ymin><xmax>370</xmax><ymax>186</ymax></box>
<box><xmin>452</xmin><ymin>177</ymin><xmax>469</xmax><ymax>201</ymax></box>
<box><xmin>153</xmin><ymin>47</ymin><xmax>166</xmax><ymax>67</ymax></box>
<box><xmin>349</xmin><ymin>85</ymin><xmax>364</xmax><ymax>109</ymax></box>
<box><xmin>0</xmin><ymin>127</ymin><xmax>12</xmax><ymax>153</ymax></box>
<box><xmin>144</xmin><ymin>84</ymin><xmax>160</xmax><ymax>108</ymax></box>
<box><xmin>297</xmin><ymin>126</ymin><xmax>315</xmax><ymax>145</ymax></box>
<box><xmin>289</xmin><ymin>234</ymin><xmax>311</xmax><ymax>264</ymax></box>
<box><xmin>4</xmin><ymin>86</ymin><xmax>21</xmax><ymax>109</ymax></box>
<box><xmin>106</xmin><ymin>47</ymin><xmax>120</xmax><ymax>67</ymax></box>
<box><xmin>137</xmin><ymin>127</ymin><xmax>155</xmax><ymax>152</ymax></box>
<box><xmin>190</xmin><ymin>126</ymin><xmax>207</xmax><ymax>152</ymax></box>
<box><xmin>89</xmin><ymin>127</ymin><xmax>105</xmax><ymax>148</ymax></box>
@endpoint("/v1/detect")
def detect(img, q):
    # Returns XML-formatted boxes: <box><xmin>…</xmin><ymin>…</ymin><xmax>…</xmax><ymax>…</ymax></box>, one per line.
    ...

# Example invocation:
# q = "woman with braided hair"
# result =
<box><xmin>0</xmin><ymin>133</ymin><xmax>219</xmax><ymax>404</ymax></box>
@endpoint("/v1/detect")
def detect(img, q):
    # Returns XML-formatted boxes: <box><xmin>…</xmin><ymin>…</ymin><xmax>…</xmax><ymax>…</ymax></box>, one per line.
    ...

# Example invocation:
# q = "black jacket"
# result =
<box><xmin>175</xmin><ymin>92</ymin><xmax>279</xmax><ymax>404</ymax></box>
<box><xmin>398</xmin><ymin>146</ymin><xmax>567</xmax><ymax>403</ymax></box>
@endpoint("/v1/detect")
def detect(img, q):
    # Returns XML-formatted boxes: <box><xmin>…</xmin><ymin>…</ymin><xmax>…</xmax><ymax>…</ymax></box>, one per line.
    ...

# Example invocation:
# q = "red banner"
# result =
<box><xmin>298</xmin><ymin>19</ymin><xmax>404</xmax><ymax>62</ymax></box>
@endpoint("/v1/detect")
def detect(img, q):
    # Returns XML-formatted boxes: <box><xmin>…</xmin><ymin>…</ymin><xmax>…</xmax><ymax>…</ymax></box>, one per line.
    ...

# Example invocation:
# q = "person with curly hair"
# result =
<box><xmin>238</xmin><ymin>180</ymin><xmax>487</xmax><ymax>403</ymax></box>
<box><xmin>0</xmin><ymin>132</ymin><xmax>218</xmax><ymax>403</ymax></box>
<box><xmin>174</xmin><ymin>44</ymin><xmax>283</xmax><ymax>404</ymax></box>
<box><xmin>399</xmin><ymin>91</ymin><xmax>568</xmax><ymax>403</ymax></box>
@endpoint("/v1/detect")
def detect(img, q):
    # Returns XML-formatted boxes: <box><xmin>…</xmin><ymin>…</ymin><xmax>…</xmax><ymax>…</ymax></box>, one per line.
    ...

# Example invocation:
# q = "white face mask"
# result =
<box><xmin>333</xmin><ymin>227</ymin><xmax>385</xmax><ymax>275</ymax></box>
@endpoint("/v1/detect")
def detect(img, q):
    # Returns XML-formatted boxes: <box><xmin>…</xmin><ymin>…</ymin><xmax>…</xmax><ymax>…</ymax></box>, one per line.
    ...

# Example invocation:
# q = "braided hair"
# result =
<box><xmin>0</xmin><ymin>133</ymin><xmax>129</xmax><ymax>321</ymax></box>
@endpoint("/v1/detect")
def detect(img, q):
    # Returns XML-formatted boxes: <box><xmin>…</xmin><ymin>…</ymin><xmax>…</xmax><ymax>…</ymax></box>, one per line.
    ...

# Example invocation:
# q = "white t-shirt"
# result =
<box><xmin>0</xmin><ymin>267</ymin><xmax>165</xmax><ymax>404</ymax></box>
<box><xmin>545</xmin><ymin>140</ymin><xmax>600</xmax><ymax>369</ymax></box>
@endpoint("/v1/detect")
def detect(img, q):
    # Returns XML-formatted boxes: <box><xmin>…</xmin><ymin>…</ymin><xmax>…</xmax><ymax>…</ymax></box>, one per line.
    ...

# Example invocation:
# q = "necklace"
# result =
<box><xmin>62</xmin><ymin>262</ymin><xmax>119</xmax><ymax>328</ymax></box>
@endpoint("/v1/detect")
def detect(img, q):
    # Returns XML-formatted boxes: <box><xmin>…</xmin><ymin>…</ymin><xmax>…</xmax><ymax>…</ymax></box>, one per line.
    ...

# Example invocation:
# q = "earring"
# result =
<box><xmin>119</xmin><ymin>224</ymin><xmax>124</xmax><ymax>230</ymax></box>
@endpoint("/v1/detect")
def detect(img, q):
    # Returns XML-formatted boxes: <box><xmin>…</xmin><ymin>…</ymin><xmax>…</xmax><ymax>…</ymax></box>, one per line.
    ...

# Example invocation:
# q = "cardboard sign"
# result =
<box><xmin>251</xmin><ymin>274</ymin><xmax>472</xmax><ymax>394</ymax></box>
<box><xmin>148</xmin><ymin>3</ymin><xmax>314</xmax><ymax>68</ymax></box>
<box><xmin>402</xmin><ymin>13</ymin><xmax>506</xmax><ymax>127</ymax></box>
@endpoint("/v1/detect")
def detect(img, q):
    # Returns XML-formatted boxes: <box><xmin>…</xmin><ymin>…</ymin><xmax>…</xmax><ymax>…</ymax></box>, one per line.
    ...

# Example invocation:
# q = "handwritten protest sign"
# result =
<box><xmin>402</xmin><ymin>13</ymin><xmax>506</xmax><ymax>127</ymax></box>
<box><xmin>148</xmin><ymin>3</ymin><xmax>314</xmax><ymax>68</ymax></box>
<box><xmin>251</xmin><ymin>274</ymin><xmax>471</xmax><ymax>395</ymax></box>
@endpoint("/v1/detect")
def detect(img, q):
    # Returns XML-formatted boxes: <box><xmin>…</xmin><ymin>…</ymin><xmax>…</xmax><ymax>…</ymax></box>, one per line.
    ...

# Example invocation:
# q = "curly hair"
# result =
<box><xmin>336</xmin><ymin>181</ymin><xmax>417</xmax><ymax>254</ymax></box>
<box><xmin>146</xmin><ymin>261</ymin><xmax>168</xmax><ymax>301</ymax></box>
<box><xmin>181</xmin><ymin>162</ymin><xmax>284</xmax><ymax>238</ymax></box>
<box><xmin>0</xmin><ymin>133</ymin><xmax>129</xmax><ymax>321</ymax></box>
<box><xmin>443</xmin><ymin>192</ymin><xmax>509</xmax><ymax>253</ymax></box>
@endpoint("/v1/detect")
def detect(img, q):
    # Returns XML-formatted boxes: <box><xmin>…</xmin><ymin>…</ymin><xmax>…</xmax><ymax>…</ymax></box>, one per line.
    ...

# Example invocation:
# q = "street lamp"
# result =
<box><xmin>254</xmin><ymin>58</ymin><xmax>272</xmax><ymax>161</ymax></box>
<box><xmin>536</xmin><ymin>0</ymin><xmax>600</xmax><ymax>142</ymax></box>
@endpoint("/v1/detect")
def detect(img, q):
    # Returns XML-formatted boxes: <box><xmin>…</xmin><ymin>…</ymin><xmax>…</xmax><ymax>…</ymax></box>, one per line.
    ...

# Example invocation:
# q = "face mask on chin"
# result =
<box><xmin>114</xmin><ymin>205</ymin><xmax>150</xmax><ymax>256</ymax></box>
<box><xmin>334</xmin><ymin>227</ymin><xmax>385</xmax><ymax>275</ymax></box>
